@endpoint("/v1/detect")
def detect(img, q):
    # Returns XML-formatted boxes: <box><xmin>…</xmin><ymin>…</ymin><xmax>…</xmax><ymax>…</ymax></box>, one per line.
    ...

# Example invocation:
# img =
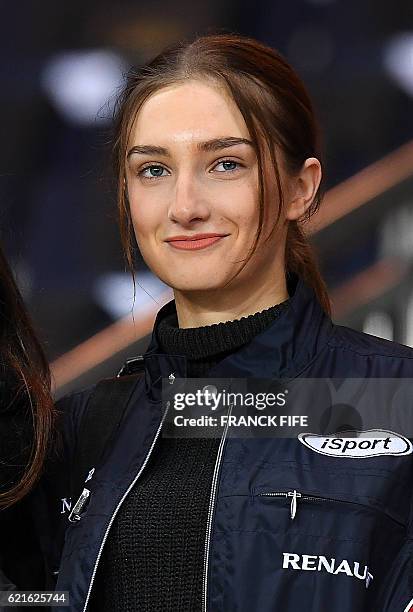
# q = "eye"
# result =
<box><xmin>137</xmin><ymin>159</ymin><xmax>243</xmax><ymax>180</ymax></box>
<box><xmin>138</xmin><ymin>164</ymin><xmax>169</xmax><ymax>180</ymax></box>
<box><xmin>212</xmin><ymin>159</ymin><xmax>242</xmax><ymax>173</ymax></box>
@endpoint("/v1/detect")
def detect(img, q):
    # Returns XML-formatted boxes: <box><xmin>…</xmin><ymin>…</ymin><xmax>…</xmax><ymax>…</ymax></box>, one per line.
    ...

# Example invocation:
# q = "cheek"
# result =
<box><xmin>128</xmin><ymin>191</ymin><xmax>162</xmax><ymax>242</ymax></box>
<box><xmin>231</xmin><ymin>195</ymin><xmax>259</xmax><ymax>233</ymax></box>
<box><xmin>222</xmin><ymin>177</ymin><xmax>259</xmax><ymax>221</ymax></box>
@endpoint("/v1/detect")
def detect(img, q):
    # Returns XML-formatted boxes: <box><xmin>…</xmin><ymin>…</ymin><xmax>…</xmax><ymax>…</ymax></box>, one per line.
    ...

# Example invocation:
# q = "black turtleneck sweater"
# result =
<box><xmin>90</xmin><ymin>299</ymin><xmax>287</xmax><ymax>611</ymax></box>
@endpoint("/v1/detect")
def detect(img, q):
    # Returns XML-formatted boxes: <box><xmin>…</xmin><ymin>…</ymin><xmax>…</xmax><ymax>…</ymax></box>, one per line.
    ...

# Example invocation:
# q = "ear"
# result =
<box><xmin>285</xmin><ymin>157</ymin><xmax>322</xmax><ymax>221</ymax></box>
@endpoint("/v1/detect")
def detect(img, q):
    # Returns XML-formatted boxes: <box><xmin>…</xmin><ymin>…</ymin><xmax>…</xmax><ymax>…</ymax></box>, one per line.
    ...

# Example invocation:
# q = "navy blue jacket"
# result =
<box><xmin>42</xmin><ymin>275</ymin><xmax>413</xmax><ymax>611</ymax></box>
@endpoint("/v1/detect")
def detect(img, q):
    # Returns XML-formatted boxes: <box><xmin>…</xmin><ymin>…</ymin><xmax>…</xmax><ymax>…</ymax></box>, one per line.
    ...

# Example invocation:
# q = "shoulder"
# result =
<box><xmin>55</xmin><ymin>385</ymin><xmax>96</xmax><ymax>430</ymax></box>
<box><xmin>52</xmin><ymin>370</ymin><xmax>145</xmax><ymax>453</ymax></box>
<box><xmin>55</xmin><ymin>385</ymin><xmax>96</xmax><ymax>440</ymax></box>
<box><xmin>48</xmin><ymin>385</ymin><xmax>97</xmax><ymax>468</ymax></box>
<box><xmin>328</xmin><ymin>323</ymin><xmax>413</xmax><ymax>368</ymax></box>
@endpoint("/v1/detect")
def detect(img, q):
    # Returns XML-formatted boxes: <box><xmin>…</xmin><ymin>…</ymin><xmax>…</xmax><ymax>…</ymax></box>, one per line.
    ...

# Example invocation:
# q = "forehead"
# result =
<box><xmin>129</xmin><ymin>80</ymin><xmax>250</xmax><ymax>147</ymax></box>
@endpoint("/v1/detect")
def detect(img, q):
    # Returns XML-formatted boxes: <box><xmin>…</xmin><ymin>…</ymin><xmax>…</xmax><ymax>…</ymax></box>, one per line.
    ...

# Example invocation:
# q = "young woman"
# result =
<box><xmin>45</xmin><ymin>34</ymin><xmax>413</xmax><ymax>612</ymax></box>
<box><xmin>0</xmin><ymin>244</ymin><xmax>54</xmax><ymax>590</ymax></box>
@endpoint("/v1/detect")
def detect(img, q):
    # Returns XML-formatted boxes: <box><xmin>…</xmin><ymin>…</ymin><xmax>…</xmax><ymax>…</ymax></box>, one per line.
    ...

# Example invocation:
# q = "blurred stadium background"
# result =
<box><xmin>1</xmin><ymin>1</ymin><xmax>412</xmax><ymax>396</ymax></box>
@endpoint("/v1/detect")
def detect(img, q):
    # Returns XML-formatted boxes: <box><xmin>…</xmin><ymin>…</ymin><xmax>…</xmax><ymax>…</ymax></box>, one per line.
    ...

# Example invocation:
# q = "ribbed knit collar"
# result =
<box><xmin>156</xmin><ymin>299</ymin><xmax>289</xmax><ymax>361</ymax></box>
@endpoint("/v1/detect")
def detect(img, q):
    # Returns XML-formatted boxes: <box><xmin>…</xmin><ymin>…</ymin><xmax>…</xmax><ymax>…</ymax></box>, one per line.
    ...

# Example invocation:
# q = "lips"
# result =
<box><xmin>165</xmin><ymin>234</ymin><xmax>228</xmax><ymax>251</ymax></box>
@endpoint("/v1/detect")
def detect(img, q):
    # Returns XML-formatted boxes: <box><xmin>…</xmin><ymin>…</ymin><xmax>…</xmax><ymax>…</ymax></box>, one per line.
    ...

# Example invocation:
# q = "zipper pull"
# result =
<box><xmin>288</xmin><ymin>490</ymin><xmax>301</xmax><ymax>520</ymax></box>
<box><xmin>85</xmin><ymin>467</ymin><xmax>95</xmax><ymax>483</ymax></box>
<box><xmin>68</xmin><ymin>488</ymin><xmax>90</xmax><ymax>523</ymax></box>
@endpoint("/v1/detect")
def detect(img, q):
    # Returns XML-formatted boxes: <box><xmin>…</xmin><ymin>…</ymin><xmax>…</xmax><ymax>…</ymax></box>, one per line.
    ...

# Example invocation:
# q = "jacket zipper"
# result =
<box><xmin>201</xmin><ymin>401</ymin><xmax>233</xmax><ymax>612</ymax></box>
<box><xmin>81</xmin><ymin>399</ymin><xmax>171</xmax><ymax>612</ymax></box>
<box><xmin>258</xmin><ymin>489</ymin><xmax>406</xmax><ymax>526</ymax></box>
<box><xmin>68</xmin><ymin>488</ymin><xmax>91</xmax><ymax>522</ymax></box>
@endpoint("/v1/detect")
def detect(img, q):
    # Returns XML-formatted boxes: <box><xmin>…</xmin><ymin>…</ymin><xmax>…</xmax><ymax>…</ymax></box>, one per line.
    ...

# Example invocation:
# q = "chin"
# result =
<box><xmin>163</xmin><ymin>275</ymin><xmax>226</xmax><ymax>293</ymax></box>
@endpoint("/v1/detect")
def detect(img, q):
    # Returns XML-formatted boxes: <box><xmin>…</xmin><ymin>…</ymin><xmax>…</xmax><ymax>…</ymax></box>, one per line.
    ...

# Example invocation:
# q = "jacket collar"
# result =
<box><xmin>143</xmin><ymin>274</ymin><xmax>334</xmax><ymax>398</ymax></box>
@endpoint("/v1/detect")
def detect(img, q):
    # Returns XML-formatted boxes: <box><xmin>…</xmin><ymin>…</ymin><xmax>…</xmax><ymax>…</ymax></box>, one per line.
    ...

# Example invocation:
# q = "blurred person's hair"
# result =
<box><xmin>0</xmin><ymin>245</ymin><xmax>54</xmax><ymax>509</ymax></box>
<box><xmin>112</xmin><ymin>32</ymin><xmax>330</xmax><ymax>314</ymax></box>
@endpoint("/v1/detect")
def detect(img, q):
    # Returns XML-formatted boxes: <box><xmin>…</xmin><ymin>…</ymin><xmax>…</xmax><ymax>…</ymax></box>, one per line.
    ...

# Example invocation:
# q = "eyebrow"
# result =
<box><xmin>126</xmin><ymin>137</ymin><xmax>254</xmax><ymax>159</ymax></box>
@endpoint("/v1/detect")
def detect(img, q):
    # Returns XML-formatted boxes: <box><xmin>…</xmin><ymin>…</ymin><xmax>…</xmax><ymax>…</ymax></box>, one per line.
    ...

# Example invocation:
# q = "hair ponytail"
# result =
<box><xmin>285</xmin><ymin>222</ymin><xmax>330</xmax><ymax>314</ymax></box>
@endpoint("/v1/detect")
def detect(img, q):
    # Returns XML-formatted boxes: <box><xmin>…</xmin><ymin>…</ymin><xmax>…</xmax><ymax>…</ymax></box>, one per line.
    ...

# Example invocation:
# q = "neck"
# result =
<box><xmin>173</xmin><ymin>272</ymin><xmax>288</xmax><ymax>329</ymax></box>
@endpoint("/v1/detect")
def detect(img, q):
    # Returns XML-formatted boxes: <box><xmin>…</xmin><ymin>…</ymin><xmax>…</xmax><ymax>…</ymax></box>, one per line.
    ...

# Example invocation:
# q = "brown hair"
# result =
<box><xmin>0</xmin><ymin>245</ymin><xmax>54</xmax><ymax>509</ymax></box>
<box><xmin>112</xmin><ymin>32</ymin><xmax>331</xmax><ymax>314</ymax></box>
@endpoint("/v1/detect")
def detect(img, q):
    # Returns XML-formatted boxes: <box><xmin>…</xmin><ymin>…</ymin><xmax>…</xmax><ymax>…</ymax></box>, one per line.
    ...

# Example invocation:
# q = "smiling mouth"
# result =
<box><xmin>166</xmin><ymin>235</ymin><xmax>228</xmax><ymax>251</ymax></box>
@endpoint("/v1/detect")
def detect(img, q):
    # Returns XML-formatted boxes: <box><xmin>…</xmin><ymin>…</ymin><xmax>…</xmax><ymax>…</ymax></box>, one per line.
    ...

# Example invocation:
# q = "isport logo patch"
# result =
<box><xmin>282</xmin><ymin>553</ymin><xmax>373</xmax><ymax>588</ymax></box>
<box><xmin>298</xmin><ymin>429</ymin><xmax>413</xmax><ymax>459</ymax></box>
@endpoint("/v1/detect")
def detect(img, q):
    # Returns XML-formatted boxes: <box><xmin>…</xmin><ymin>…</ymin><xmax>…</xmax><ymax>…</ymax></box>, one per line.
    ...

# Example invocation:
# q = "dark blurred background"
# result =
<box><xmin>1</xmin><ymin>1</ymin><xmax>412</xmax><ymax>394</ymax></box>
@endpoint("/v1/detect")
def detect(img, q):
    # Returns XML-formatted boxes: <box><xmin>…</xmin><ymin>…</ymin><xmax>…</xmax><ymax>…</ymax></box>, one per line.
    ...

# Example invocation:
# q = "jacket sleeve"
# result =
<box><xmin>373</xmin><ymin>372</ymin><xmax>413</xmax><ymax>611</ymax></box>
<box><xmin>374</xmin><ymin>537</ymin><xmax>413</xmax><ymax>611</ymax></box>
<box><xmin>34</xmin><ymin>386</ymin><xmax>95</xmax><ymax>589</ymax></box>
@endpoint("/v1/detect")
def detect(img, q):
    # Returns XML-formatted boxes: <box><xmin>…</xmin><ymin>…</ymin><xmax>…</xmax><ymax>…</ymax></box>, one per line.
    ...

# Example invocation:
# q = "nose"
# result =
<box><xmin>168</xmin><ymin>169</ymin><xmax>210</xmax><ymax>226</ymax></box>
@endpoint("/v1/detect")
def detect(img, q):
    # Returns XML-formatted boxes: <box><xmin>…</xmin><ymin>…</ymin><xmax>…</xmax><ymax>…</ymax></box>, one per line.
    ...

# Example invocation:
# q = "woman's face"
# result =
<box><xmin>125</xmin><ymin>79</ymin><xmax>288</xmax><ymax>294</ymax></box>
